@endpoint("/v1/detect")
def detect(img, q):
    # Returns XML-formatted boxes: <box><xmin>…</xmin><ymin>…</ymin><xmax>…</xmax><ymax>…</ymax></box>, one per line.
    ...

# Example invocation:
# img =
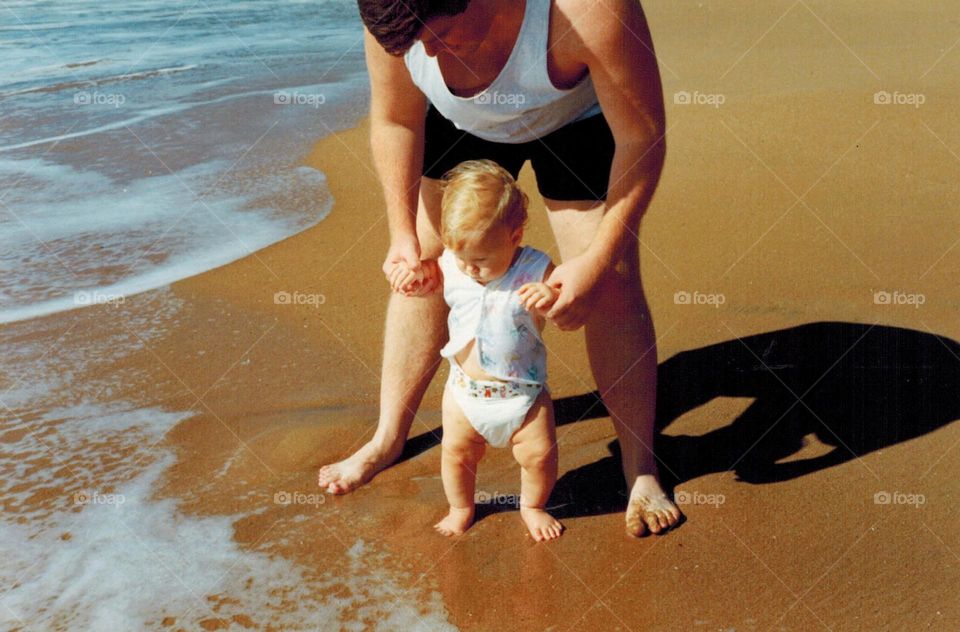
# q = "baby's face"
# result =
<box><xmin>451</xmin><ymin>226</ymin><xmax>521</xmax><ymax>285</ymax></box>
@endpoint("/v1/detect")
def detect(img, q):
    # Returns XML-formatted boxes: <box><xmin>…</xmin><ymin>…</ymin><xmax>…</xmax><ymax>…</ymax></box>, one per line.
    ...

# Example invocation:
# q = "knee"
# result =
<box><xmin>513</xmin><ymin>440</ymin><xmax>556</xmax><ymax>470</ymax></box>
<box><xmin>442</xmin><ymin>438</ymin><xmax>483</xmax><ymax>465</ymax></box>
<box><xmin>415</xmin><ymin>178</ymin><xmax>444</xmax><ymax>257</ymax></box>
<box><xmin>419</xmin><ymin>236</ymin><xmax>444</xmax><ymax>260</ymax></box>
<box><xmin>592</xmin><ymin>264</ymin><xmax>646</xmax><ymax>314</ymax></box>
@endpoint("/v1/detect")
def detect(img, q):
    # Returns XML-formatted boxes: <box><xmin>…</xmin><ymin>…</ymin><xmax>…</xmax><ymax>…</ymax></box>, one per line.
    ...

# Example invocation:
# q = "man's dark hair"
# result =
<box><xmin>357</xmin><ymin>0</ymin><xmax>470</xmax><ymax>56</ymax></box>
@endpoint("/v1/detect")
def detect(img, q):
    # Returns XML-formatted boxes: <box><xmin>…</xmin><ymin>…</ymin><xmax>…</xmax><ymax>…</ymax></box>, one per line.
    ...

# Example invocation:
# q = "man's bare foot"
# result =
<box><xmin>434</xmin><ymin>506</ymin><xmax>475</xmax><ymax>536</ymax></box>
<box><xmin>519</xmin><ymin>506</ymin><xmax>564</xmax><ymax>542</ymax></box>
<box><xmin>317</xmin><ymin>440</ymin><xmax>398</xmax><ymax>495</ymax></box>
<box><xmin>625</xmin><ymin>474</ymin><xmax>683</xmax><ymax>537</ymax></box>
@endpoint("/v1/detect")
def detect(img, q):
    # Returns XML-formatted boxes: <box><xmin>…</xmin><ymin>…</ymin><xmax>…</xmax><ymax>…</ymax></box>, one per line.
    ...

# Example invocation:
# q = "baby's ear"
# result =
<box><xmin>510</xmin><ymin>226</ymin><xmax>523</xmax><ymax>245</ymax></box>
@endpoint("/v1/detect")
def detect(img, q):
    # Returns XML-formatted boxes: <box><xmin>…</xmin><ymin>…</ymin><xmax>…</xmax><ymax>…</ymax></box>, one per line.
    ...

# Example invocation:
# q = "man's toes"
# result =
<box><xmin>626</xmin><ymin>523</ymin><xmax>646</xmax><ymax>538</ymax></box>
<box><xmin>625</xmin><ymin>513</ymin><xmax>647</xmax><ymax>538</ymax></box>
<box><xmin>656</xmin><ymin>511</ymin><xmax>672</xmax><ymax>531</ymax></box>
<box><xmin>317</xmin><ymin>467</ymin><xmax>334</xmax><ymax>485</ymax></box>
<box><xmin>644</xmin><ymin>513</ymin><xmax>662</xmax><ymax>534</ymax></box>
<box><xmin>319</xmin><ymin>470</ymin><xmax>344</xmax><ymax>489</ymax></box>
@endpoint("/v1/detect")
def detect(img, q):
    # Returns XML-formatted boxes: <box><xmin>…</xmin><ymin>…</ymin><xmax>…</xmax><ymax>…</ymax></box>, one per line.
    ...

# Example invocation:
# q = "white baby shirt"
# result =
<box><xmin>438</xmin><ymin>246</ymin><xmax>552</xmax><ymax>385</ymax></box>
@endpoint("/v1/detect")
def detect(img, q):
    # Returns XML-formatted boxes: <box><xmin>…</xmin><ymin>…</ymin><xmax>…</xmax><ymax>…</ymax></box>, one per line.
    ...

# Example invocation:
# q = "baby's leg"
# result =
<box><xmin>435</xmin><ymin>385</ymin><xmax>487</xmax><ymax>536</ymax></box>
<box><xmin>510</xmin><ymin>390</ymin><xmax>564</xmax><ymax>542</ymax></box>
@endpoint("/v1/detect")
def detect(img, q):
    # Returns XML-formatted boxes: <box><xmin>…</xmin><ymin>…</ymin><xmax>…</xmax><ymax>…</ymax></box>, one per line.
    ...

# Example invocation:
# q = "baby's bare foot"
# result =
<box><xmin>317</xmin><ymin>440</ymin><xmax>398</xmax><ymax>495</ymax></box>
<box><xmin>625</xmin><ymin>474</ymin><xmax>683</xmax><ymax>537</ymax></box>
<box><xmin>434</xmin><ymin>506</ymin><xmax>475</xmax><ymax>536</ymax></box>
<box><xmin>519</xmin><ymin>506</ymin><xmax>564</xmax><ymax>542</ymax></box>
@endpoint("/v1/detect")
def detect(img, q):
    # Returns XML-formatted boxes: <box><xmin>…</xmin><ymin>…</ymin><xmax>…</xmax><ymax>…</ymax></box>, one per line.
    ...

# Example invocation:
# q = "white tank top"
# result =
<box><xmin>403</xmin><ymin>0</ymin><xmax>602</xmax><ymax>144</ymax></box>
<box><xmin>439</xmin><ymin>245</ymin><xmax>552</xmax><ymax>385</ymax></box>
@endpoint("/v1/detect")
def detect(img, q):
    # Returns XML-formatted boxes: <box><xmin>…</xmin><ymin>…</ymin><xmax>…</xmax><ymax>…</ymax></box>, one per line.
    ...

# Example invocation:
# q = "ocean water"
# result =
<box><xmin>0</xmin><ymin>0</ymin><xmax>371</xmax><ymax>323</ymax></box>
<box><xmin>0</xmin><ymin>2</ymin><xmax>457</xmax><ymax>629</ymax></box>
<box><xmin>0</xmin><ymin>290</ymin><xmax>455</xmax><ymax>630</ymax></box>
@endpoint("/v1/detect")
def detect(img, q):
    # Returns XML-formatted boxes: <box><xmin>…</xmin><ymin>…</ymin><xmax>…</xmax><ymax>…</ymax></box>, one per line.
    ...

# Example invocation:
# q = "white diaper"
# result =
<box><xmin>445</xmin><ymin>359</ymin><xmax>545</xmax><ymax>448</ymax></box>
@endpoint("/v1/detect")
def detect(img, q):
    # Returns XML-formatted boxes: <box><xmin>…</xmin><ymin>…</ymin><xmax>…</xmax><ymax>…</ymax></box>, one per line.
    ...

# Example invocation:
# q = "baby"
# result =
<box><xmin>390</xmin><ymin>159</ymin><xmax>564</xmax><ymax>542</ymax></box>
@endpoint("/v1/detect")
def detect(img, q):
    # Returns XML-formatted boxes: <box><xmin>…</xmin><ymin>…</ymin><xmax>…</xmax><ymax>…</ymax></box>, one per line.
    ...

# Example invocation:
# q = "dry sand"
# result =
<box><xmin>8</xmin><ymin>2</ymin><xmax>960</xmax><ymax>629</ymax></box>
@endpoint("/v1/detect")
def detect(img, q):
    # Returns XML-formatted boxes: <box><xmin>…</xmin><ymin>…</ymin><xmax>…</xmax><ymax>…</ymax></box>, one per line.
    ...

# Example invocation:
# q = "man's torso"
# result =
<box><xmin>436</xmin><ymin>0</ymin><xmax>590</xmax><ymax>99</ymax></box>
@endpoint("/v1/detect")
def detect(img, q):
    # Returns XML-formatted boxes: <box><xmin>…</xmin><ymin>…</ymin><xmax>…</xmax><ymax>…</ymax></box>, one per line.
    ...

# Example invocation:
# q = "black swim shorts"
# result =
<box><xmin>422</xmin><ymin>104</ymin><xmax>616</xmax><ymax>201</ymax></box>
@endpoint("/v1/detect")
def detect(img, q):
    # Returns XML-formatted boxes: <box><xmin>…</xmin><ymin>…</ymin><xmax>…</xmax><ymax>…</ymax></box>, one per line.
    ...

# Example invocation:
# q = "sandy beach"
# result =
<box><xmin>4</xmin><ymin>2</ymin><xmax>959</xmax><ymax>629</ymax></box>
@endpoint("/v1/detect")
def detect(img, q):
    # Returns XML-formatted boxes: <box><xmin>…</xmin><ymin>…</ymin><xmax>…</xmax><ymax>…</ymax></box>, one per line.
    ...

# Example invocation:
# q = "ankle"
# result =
<box><xmin>366</xmin><ymin>434</ymin><xmax>404</xmax><ymax>460</ymax></box>
<box><xmin>625</xmin><ymin>462</ymin><xmax>660</xmax><ymax>483</ymax></box>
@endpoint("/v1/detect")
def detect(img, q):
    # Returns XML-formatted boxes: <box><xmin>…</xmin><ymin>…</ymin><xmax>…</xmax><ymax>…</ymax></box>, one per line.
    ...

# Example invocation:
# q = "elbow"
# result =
<box><xmin>620</xmin><ymin>133</ymin><xmax>666</xmax><ymax>176</ymax></box>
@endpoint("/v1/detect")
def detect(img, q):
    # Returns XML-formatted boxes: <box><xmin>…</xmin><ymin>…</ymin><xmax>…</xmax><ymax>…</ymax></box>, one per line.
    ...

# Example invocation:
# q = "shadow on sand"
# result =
<box><xmin>398</xmin><ymin>321</ymin><xmax>960</xmax><ymax>523</ymax></box>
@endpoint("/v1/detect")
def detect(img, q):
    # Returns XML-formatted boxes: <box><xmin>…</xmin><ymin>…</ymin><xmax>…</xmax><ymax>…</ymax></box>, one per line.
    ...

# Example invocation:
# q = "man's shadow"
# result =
<box><xmin>398</xmin><ymin>321</ymin><xmax>960</xmax><ymax>521</ymax></box>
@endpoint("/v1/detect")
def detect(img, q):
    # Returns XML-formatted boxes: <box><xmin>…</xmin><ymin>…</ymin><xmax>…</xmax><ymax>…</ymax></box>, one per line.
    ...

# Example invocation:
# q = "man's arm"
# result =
<box><xmin>364</xmin><ymin>29</ymin><xmax>429</xmax><ymax>266</ymax></box>
<box><xmin>566</xmin><ymin>0</ymin><xmax>667</xmax><ymax>268</ymax></box>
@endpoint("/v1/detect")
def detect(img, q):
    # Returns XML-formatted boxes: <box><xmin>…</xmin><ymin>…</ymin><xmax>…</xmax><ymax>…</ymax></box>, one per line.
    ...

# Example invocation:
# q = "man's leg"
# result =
<box><xmin>544</xmin><ymin>199</ymin><xmax>682</xmax><ymax>536</ymax></box>
<box><xmin>318</xmin><ymin>177</ymin><xmax>447</xmax><ymax>493</ymax></box>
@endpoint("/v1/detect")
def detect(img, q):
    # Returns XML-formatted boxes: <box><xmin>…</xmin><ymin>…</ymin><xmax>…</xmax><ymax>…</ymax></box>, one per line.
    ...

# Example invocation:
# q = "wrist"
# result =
<box><xmin>389</xmin><ymin>228</ymin><xmax>419</xmax><ymax>247</ymax></box>
<box><xmin>586</xmin><ymin>239</ymin><xmax>616</xmax><ymax>271</ymax></box>
<box><xmin>387</xmin><ymin>211</ymin><xmax>417</xmax><ymax>242</ymax></box>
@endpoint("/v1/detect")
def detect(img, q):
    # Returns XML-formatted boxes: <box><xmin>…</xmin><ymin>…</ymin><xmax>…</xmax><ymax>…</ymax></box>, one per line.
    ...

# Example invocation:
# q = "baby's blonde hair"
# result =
<box><xmin>440</xmin><ymin>160</ymin><xmax>528</xmax><ymax>249</ymax></box>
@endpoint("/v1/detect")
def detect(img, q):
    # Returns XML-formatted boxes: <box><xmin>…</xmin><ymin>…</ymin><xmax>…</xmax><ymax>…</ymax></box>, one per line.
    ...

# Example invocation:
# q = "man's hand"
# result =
<box><xmin>517</xmin><ymin>282</ymin><xmax>559</xmax><ymax>316</ymax></box>
<box><xmin>544</xmin><ymin>251</ymin><xmax>608</xmax><ymax>330</ymax></box>
<box><xmin>382</xmin><ymin>233</ymin><xmax>421</xmax><ymax>280</ymax></box>
<box><xmin>388</xmin><ymin>260</ymin><xmax>421</xmax><ymax>294</ymax></box>
<box><xmin>384</xmin><ymin>234</ymin><xmax>434</xmax><ymax>296</ymax></box>
<box><xmin>388</xmin><ymin>257</ymin><xmax>440</xmax><ymax>297</ymax></box>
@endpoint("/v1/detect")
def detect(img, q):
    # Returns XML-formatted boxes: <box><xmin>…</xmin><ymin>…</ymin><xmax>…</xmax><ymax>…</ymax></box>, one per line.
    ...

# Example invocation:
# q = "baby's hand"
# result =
<box><xmin>389</xmin><ymin>259</ymin><xmax>440</xmax><ymax>296</ymax></box>
<box><xmin>517</xmin><ymin>282</ymin><xmax>559</xmax><ymax>315</ymax></box>
<box><xmin>388</xmin><ymin>260</ymin><xmax>422</xmax><ymax>294</ymax></box>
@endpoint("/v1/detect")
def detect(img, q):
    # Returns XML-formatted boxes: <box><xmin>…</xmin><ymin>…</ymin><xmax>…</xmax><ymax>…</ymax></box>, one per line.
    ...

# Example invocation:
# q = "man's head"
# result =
<box><xmin>357</xmin><ymin>0</ymin><xmax>471</xmax><ymax>56</ymax></box>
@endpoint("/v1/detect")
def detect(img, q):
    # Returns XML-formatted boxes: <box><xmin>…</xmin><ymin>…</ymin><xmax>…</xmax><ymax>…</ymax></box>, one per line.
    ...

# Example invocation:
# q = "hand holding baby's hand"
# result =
<box><xmin>389</xmin><ymin>259</ymin><xmax>440</xmax><ymax>296</ymax></box>
<box><xmin>388</xmin><ymin>261</ymin><xmax>421</xmax><ymax>294</ymax></box>
<box><xmin>517</xmin><ymin>282</ymin><xmax>559</xmax><ymax>315</ymax></box>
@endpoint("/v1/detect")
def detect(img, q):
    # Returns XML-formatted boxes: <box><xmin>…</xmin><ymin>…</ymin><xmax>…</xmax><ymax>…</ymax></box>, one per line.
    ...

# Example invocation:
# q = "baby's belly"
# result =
<box><xmin>454</xmin><ymin>339</ymin><xmax>506</xmax><ymax>382</ymax></box>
